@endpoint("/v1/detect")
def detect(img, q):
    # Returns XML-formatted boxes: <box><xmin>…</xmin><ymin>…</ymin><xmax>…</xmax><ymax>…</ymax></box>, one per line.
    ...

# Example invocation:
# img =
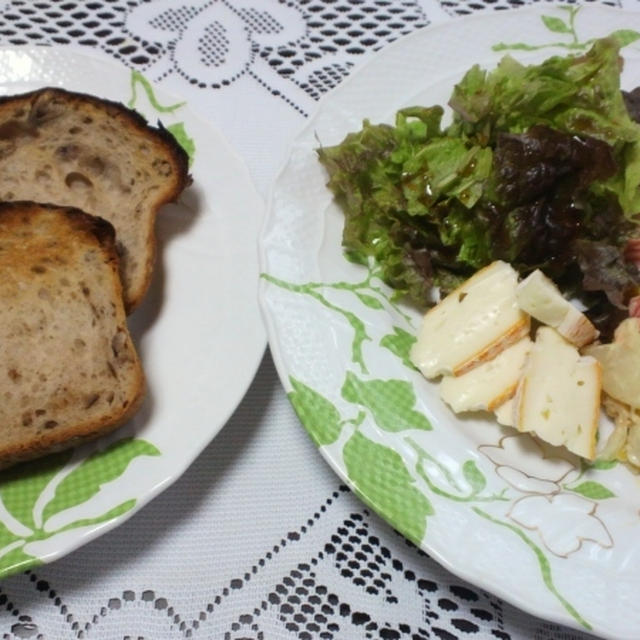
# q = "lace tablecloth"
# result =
<box><xmin>0</xmin><ymin>1</ymin><xmax>637</xmax><ymax>638</ymax></box>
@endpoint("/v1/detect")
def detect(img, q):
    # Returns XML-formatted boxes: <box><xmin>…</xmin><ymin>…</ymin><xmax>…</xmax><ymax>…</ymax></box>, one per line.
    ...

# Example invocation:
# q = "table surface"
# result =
<box><xmin>0</xmin><ymin>1</ymin><xmax>637</xmax><ymax>638</ymax></box>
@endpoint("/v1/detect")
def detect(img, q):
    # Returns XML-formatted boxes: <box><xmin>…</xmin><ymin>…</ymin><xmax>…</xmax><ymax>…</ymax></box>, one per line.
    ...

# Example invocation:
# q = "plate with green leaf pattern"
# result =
<box><xmin>259</xmin><ymin>5</ymin><xmax>640</xmax><ymax>639</ymax></box>
<box><xmin>0</xmin><ymin>47</ymin><xmax>265</xmax><ymax>577</ymax></box>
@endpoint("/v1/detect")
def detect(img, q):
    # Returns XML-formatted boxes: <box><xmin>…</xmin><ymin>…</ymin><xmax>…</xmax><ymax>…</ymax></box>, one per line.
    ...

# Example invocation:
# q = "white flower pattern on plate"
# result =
<box><xmin>480</xmin><ymin>434</ymin><xmax>614</xmax><ymax>557</ymax></box>
<box><xmin>508</xmin><ymin>493</ymin><xmax>613</xmax><ymax>557</ymax></box>
<box><xmin>480</xmin><ymin>434</ymin><xmax>578</xmax><ymax>490</ymax></box>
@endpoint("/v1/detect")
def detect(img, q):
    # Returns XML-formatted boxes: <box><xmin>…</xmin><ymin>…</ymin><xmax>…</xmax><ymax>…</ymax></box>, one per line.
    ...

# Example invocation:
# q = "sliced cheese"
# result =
<box><xmin>410</xmin><ymin>261</ymin><xmax>530</xmax><ymax>379</ymax></box>
<box><xmin>514</xmin><ymin>327</ymin><xmax>601</xmax><ymax>460</ymax></box>
<box><xmin>584</xmin><ymin>318</ymin><xmax>640</xmax><ymax>408</ymax></box>
<box><xmin>515</xmin><ymin>269</ymin><xmax>598</xmax><ymax>347</ymax></box>
<box><xmin>440</xmin><ymin>337</ymin><xmax>531</xmax><ymax>413</ymax></box>
<box><xmin>494</xmin><ymin>397</ymin><xmax>516</xmax><ymax>427</ymax></box>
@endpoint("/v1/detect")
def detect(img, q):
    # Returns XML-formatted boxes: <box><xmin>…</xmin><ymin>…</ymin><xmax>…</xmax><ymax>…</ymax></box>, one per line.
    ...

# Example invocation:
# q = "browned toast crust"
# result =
<box><xmin>0</xmin><ymin>201</ymin><xmax>145</xmax><ymax>467</ymax></box>
<box><xmin>0</xmin><ymin>87</ymin><xmax>191</xmax><ymax>311</ymax></box>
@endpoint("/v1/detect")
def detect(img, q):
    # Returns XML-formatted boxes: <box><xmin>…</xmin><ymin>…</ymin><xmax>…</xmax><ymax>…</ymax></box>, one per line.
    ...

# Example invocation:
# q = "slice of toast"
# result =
<box><xmin>0</xmin><ymin>201</ymin><xmax>145</xmax><ymax>467</ymax></box>
<box><xmin>0</xmin><ymin>87</ymin><xmax>191</xmax><ymax>311</ymax></box>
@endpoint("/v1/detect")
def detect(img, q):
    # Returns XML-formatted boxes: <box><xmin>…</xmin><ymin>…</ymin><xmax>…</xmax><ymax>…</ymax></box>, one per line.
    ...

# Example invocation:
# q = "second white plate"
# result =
<box><xmin>260</xmin><ymin>5</ymin><xmax>640</xmax><ymax>639</ymax></box>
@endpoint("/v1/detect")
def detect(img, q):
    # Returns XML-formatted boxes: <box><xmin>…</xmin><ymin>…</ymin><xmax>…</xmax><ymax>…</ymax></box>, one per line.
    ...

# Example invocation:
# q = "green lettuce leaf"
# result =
<box><xmin>450</xmin><ymin>37</ymin><xmax>640</xmax><ymax>213</ymax></box>
<box><xmin>317</xmin><ymin>37</ymin><xmax>640</xmax><ymax>327</ymax></box>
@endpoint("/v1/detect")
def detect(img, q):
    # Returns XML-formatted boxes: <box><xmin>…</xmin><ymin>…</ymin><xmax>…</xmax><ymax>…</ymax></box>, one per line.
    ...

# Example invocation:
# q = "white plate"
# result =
<box><xmin>0</xmin><ymin>47</ymin><xmax>265</xmax><ymax>576</ymax></box>
<box><xmin>259</xmin><ymin>5</ymin><xmax>640</xmax><ymax>639</ymax></box>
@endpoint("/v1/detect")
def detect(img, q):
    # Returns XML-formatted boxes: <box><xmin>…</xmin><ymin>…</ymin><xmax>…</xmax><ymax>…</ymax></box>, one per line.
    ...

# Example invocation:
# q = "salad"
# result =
<box><xmin>317</xmin><ymin>37</ymin><xmax>640</xmax><ymax>466</ymax></box>
<box><xmin>317</xmin><ymin>37</ymin><xmax>640</xmax><ymax>340</ymax></box>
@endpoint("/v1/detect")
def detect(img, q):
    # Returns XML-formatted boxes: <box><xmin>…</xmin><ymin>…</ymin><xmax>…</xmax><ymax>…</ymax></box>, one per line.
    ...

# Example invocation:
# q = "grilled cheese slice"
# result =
<box><xmin>410</xmin><ymin>261</ymin><xmax>530</xmax><ymax>379</ymax></box>
<box><xmin>514</xmin><ymin>327</ymin><xmax>601</xmax><ymax>460</ymax></box>
<box><xmin>515</xmin><ymin>269</ymin><xmax>598</xmax><ymax>347</ymax></box>
<box><xmin>440</xmin><ymin>337</ymin><xmax>531</xmax><ymax>413</ymax></box>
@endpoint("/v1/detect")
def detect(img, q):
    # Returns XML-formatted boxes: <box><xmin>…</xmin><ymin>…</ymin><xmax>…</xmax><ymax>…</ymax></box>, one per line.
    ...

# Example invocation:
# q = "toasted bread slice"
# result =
<box><xmin>0</xmin><ymin>201</ymin><xmax>145</xmax><ymax>467</ymax></box>
<box><xmin>0</xmin><ymin>87</ymin><xmax>190</xmax><ymax>311</ymax></box>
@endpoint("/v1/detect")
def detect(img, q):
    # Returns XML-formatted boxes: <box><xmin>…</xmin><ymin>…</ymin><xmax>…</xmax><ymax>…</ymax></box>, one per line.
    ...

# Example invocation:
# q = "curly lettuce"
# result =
<box><xmin>317</xmin><ymin>37</ymin><xmax>640</xmax><ymax>335</ymax></box>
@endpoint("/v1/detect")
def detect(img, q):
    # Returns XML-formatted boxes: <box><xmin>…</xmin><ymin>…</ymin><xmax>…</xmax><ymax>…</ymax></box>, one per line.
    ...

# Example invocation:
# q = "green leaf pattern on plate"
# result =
<box><xmin>408</xmin><ymin>438</ymin><xmax>508</xmax><ymax>503</ymax></box>
<box><xmin>0</xmin><ymin>520</ymin><xmax>22</xmax><ymax>552</ymax></box>
<box><xmin>541</xmin><ymin>15</ymin><xmax>573</xmax><ymax>35</ymax></box>
<box><xmin>0</xmin><ymin>547</ymin><xmax>37</xmax><ymax>577</ymax></box>
<box><xmin>53</xmin><ymin>499</ymin><xmax>138</xmax><ymax>536</ymax></box>
<box><xmin>343</xmin><ymin>431</ymin><xmax>433</xmax><ymax>545</ymax></box>
<box><xmin>474</xmin><ymin>507</ymin><xmax>593</xmax><ymax>631</ymax></box>
<box><xmin>0</xmin><ymin>450</ymin><xmax>73</xmax><ymax>532</ymax></box>
<box><xmin>341</xmin><ymin>372</ymin><xmax>431</xmax><ymax>433</ymax></box>
<box><xmin>289</xmin><ymin>377</ymin><xmax>344</xmax><ymax>447</ymax></box>
<box><xmin>588</xmin><ymin>458</ymin><xmax>618</xmax><ymax>470</ymax></box>
<box><xmin>568</xmin><ymin>481</ymin><xmax>616</xmax><ymax>500</ymax></box>
<box><xmin>493</xmin><ymin>6</ymin><xmax>640</xmax><ymax>52</ymax></box>
<box><xmin>128</xmin><ymin>70</ymin><xmax>185</xmax><ymax>113</ymax></box>
<box><xmin>355</xmin><ymin>292</ymin><xmax>385</xmax><ymax>310</ymax></box>
<box><xmin>262</xmin><ymin>273</ymin><xmax>372</xmax><ymax>373</ymax></box>
<box><xmin>127</xmin><ymin>70</ymin><xmax>196</xmax><ymax>164</ymax></box>
<box><xmin>42</xmin><ymin>438</ymin><xmax>160</xmax><ymax>523</ymax></box>
<box><xmin>0</xmin><ymin>438</ymin><xmax>159</xmax><ymax>577</ymax></box>
<box><xmin>262</xmin><ymin>263</ymin><xmax>416</xmax><ymax>374</ymax></box>
<box><xmin>379</xmin><ymin>326</ymin><xmax>416</xmax><ymax>369</ymax></box>
<box><xmin>462</xmin><ymin>460</ymin><xmax>487</xmax><ymax>494</ymax></box>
